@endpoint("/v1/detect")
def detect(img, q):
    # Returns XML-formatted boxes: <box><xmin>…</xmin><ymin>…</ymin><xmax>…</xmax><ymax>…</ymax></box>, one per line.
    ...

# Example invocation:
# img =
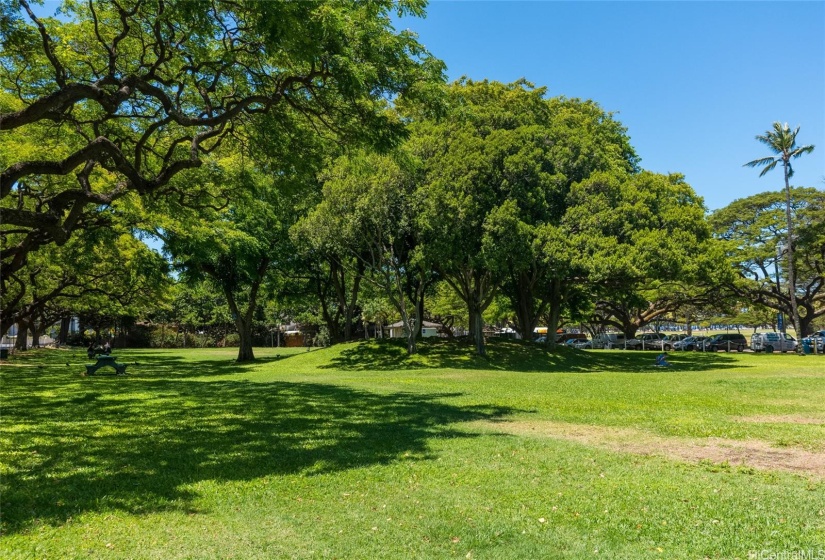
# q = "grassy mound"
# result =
<box><xmin>266</xmin><ymin>336</ymin><xmax>742</xmax><ymax>375</ymax></box>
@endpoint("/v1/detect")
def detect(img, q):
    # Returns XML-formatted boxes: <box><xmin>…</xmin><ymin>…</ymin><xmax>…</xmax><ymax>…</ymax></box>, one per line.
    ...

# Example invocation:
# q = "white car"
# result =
<box><xmin>592</xmin><ymin>333</ymin><xmax>628</xmax><ymax>349</ymax></box>
<box><xmin>751</xmin><ymin>332</ymin><xmax>797</xmax><ymax>353</ymax></box>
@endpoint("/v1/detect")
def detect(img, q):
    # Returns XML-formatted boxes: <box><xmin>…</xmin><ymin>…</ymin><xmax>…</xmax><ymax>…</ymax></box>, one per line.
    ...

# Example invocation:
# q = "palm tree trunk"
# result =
<box><xmin>783</xmin><ymin>161</ymin><xmax>803</xmax><ymax>341</ymax></box>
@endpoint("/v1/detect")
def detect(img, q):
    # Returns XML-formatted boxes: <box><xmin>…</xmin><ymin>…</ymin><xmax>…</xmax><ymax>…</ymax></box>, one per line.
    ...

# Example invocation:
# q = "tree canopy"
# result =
<box><xmin>0</xmin><ymin>0</ymin><xmax>443</xmax><ymax>278</ymax></box>
<box><xmin>711</xmin><ymin>187</ymin><xmax>825</xmax><ymax>335</ymax></box>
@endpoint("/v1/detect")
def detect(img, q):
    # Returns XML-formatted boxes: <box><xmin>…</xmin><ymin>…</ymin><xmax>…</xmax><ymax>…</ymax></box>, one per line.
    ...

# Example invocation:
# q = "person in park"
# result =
<box><xmin>656</xmin><ymin>352</ymin><xmax>672</xmax><ymax>367</ymax></box>
<box><xmin>87</xmin><ymin>342</ymin><xmax>97</xmax><ymax>359</ymax></box>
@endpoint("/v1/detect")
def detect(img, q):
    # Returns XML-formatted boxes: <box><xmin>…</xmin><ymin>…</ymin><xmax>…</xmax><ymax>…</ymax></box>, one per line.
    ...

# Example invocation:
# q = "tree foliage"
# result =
<box><xmin>711</xmin><ymin>187</ymin><xmax>825</xmax><ymax>335</ymax></box>
<box><xmin>565</xmin><ymin>171</ymin><xmax>726</xmax><ymax>337</ymax></box>
<box><xmin>410</xmin><ymin>79</ymin><xmax>639</xmax><ymax>354</ymax></box>
<box><xmin>295</xmin><ymin>150</ymin><xmax>426</xmax><ymax>353</ymax></box>
<box><xmin>0</xmin><ymin>0</ymin><xmax>443</xmax><ymax>281</ymax></box>
<box><xmin>1</xmin><ymin>223</ymin><xmax>170</xmax><ymax>342</ymax></box>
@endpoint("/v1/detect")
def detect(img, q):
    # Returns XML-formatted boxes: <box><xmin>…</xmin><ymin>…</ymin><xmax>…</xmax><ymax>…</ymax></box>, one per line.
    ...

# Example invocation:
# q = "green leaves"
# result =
<box><xmin>1</xmin><ymin>0</ymin><xmax>444</xmax><ymax>283</ymax></box>
<box><xmin>709</xmin><ymin>187</ymin><xmax>825</xmax><ymax>331</ymax></box>
<box><xmin>745</xmin><ymin>122</ymin><xmax>815</xmax><ymax>179</ymax></box>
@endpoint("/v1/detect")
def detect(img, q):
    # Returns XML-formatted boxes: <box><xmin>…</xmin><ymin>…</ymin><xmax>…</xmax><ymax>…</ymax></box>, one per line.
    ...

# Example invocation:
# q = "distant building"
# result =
<box><xmin>283</xmin><ymin>330</ymin><xmax>306</xmax><ymax>347</ymax></box>
<box><xmin>384</xmin><ymin>321</ymin><xmax>443</xmax><ymax>339</ymax></box>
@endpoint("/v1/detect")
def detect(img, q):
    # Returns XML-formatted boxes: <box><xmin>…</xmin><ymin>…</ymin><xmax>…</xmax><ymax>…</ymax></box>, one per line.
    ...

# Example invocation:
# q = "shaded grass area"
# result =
<box><xmin>2</xmin><ymin>351</ymin><xmax>512</xmax><ymax>535</ymax></box>
<box><xmin>2</xmin><ymin>344</ymin><xmax>825</xmax><ymax>558</ymax></box>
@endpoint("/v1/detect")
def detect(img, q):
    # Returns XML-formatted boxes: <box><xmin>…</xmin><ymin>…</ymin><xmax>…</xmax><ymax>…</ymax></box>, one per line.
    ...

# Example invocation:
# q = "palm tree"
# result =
<box><xmin>745</xmin><ymin>122</ymin><xmax>815</xmax><ymax>339</ymax></box>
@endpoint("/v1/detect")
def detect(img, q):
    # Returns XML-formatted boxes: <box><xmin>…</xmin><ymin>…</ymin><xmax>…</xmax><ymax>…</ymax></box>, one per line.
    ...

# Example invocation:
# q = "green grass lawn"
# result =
<box><xmin>2</xmin><ymin>340</ymin><xmax>824</xmax><ymax>559</ymax></box>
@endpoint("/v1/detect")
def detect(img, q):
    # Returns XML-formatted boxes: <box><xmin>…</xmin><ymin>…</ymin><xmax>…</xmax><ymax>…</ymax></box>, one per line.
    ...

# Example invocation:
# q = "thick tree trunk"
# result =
<box><xmin>395</xmin><ymin>280</ymin><xmax>417</xmax><ymax>355</ymax></box>
<box><xmin>799</xmin><ymin>309</ymin><xmax>813</xmax><ymax>340</ymax></box>
<box><xmin>545</xmin><ymin>280</ymin><xmax>562</xmax><ymax>350</ymax></box>
<box><xmin>624</xmin><ymin>325</ymin><xmax>639</xmax><ymax>340</ymax></box>
<box><xmin>30</xmin><ymin>321</ymin><xmax>43</xmax><ymax>348</ymax></box>
<box><xmin>235</xmin><ymin>318</ymin><xmax>255</xmax><ymax>362</ymax></box>
<box><xmin>58</xmin><ymin>316</ymin><xmax>71</xmax><ymax>345</ymax></box>
<box><xmin>345</xmin><ymin>270</ymin><xmax>362</xmax><ymax>341</ymax></box>
<box><xmin>512</xmin><ymin>272</ymin><xmax>545</xmax><ymax>341</ymax></box>
<box><xmin>1</xmin><ymin>316</ymin><xmax>15</xmax><ymax>339</ymax></box>
<box><xmin>15</xmin><ymin>320</ymin><xmax>30</xmax><ymax>351</ymax></box>
<box><xmin>404</xmin><ymin>271</ymin><xmax>431</xmax><ymax>340</ymax></box>
<box><xmin>445</xmin><ymin>268</ymin><xmax>493</xmax><ymax>356</ymax></box>
<box><xmin>331</xmin><ymin>258</ymin><xmax>363</xmax><ymax>342</ymax></box>
<box><xmin>468</xmin><ymin>296</ymin><xmax>485</xmax><ymax>356</ymax></box>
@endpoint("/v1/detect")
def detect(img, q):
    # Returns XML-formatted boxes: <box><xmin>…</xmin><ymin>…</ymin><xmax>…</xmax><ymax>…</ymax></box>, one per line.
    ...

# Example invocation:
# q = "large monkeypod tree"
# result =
<box><xmin>565</xmin><ymin>170</ymin><xmax>723</xmax><ymax>338</ymax></box>
<box><xmin>411</xmin><ymin>79</ymin><xmax>638</xmax><ymax>354</ymax></box>
<box><xmin>0</xmin><ymin>0</ymin><xmax>444</xmax><ymax>323</ymax></box>
<box><xmin>711</xmin><ymin>187</ymin><xmax>825</xmax><ymax>336</ymax></box>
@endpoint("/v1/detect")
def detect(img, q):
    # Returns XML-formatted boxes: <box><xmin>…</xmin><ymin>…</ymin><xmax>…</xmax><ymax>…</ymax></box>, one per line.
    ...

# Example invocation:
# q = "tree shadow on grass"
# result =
<box><xmin>321</xmin><ymin>338</ymin><xmax>743</xmax><ymax>373</ymax></box>
<box><xmin>3</xmin><ymin>348</ymin><xmax>292</xmax><ymax>383</ymax></box>
<box><xmin>1</xmin><ymin>366</ymin><xmax>513</xmax><ymax>535</ymax></box>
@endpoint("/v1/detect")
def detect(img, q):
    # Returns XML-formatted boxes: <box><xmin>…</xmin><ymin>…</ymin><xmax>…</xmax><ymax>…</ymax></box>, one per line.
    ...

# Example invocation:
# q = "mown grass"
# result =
<box><xmin>1</xmin><ymin>340</ymin><xmax>824</xmax><ymax>559</ymax></box>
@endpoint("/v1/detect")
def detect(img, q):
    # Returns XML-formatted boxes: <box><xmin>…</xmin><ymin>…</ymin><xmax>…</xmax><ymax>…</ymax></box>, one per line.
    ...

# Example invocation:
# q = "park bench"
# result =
<box><xmin>86</xmin><ymin>355</ymin><xmax>127</xmax><ymax>376</ymax></box>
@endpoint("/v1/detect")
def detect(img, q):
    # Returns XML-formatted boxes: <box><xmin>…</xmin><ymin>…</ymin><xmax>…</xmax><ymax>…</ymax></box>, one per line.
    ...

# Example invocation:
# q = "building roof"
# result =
<box><xmin>385</xmin><ymin>321</ymin><xmax>443</xmax><ymax>329</ymax></box>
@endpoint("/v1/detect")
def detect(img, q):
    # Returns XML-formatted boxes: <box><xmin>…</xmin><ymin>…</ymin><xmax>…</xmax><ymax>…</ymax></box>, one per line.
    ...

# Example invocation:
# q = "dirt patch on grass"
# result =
<box><xmin>734</xmin><ymin>415</ymin><xmax>824</xmax><ymax>425</ymax></box>
<box><xmin>471</xmin><ymin>420</ymin><xmax>825</xmax><ymax>477</ymax></box>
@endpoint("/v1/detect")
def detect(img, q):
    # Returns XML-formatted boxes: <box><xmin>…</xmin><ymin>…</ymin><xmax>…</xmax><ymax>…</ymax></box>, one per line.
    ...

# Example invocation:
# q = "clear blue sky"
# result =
<box><xmin>399</xmin><ymin>1</ymin><xmax>825</xmax><ymax>211</ymax></box>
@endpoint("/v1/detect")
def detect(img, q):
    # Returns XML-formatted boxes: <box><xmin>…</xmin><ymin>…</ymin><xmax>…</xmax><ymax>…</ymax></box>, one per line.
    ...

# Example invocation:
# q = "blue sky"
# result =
<box><xmin>398</xmin><ymin>1</ymin><xmax>825</xmax><ymax>211</ymax></box>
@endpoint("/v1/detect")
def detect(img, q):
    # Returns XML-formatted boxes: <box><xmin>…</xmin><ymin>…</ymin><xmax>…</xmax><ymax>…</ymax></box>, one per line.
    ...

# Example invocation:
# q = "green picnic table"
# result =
<box><xmin>86</xmin><ymin>355</ymin><xmax>127</xmax><ymax>376</ymax></box>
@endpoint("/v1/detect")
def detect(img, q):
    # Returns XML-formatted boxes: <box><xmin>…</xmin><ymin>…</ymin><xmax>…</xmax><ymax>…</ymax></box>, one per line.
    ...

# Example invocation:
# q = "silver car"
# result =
<box><xmin>673</xmin><ymin>336</ymin><xmax>703</xmax><ymax>351</ymax></box>
<box><xmin>625</xmin><ymin>333</ymin><xmax>667</xmax><ymax>350</ymax></box>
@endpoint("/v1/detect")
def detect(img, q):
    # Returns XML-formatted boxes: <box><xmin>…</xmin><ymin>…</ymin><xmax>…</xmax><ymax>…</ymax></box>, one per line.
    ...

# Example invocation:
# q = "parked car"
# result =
<box><xmin>557</xmin><ymin>333</ymin><xmax>588</xmax><ymax>345</ymax></box>
<box><xmin>673</xmin><ymin>335</ymin><xmax>706</xmax><ymax>351</ymax></box>
<box><xmin>665</xmin><ymin>334</ymin><xmax>689</xmax><ymax>344</ymax></box>
<box><xmin>654</xmin><ymin>334</ymin><xmax>688</xmax><ymax>350</ymax></box>
<box><xmin>626</xmin><ymin>332</ymin><xmax>667</xmax><ymax>350</ymax></box>
<box><xmin>801</xmin><ymin>330</ymin><xmax>825</xmax><ymax>353</ymax></box>
<box><xmin>751</xmin><ymin>332</ymin><xmax>798</xmax><ymax>353</ymax></box>
<box><xmin>592</xmin><ymin>333</ymin><xmax>628</xmax><ymax>349</ymax></box>
<box><xmin>702</xmin><ymin>333</ymin><xmax>747</xmax><ymax>352</ymax></box>
<box><xmin>572</xmin><ymin>339</ymin><xmax>592</xmax><ymax>349</ymax></box>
